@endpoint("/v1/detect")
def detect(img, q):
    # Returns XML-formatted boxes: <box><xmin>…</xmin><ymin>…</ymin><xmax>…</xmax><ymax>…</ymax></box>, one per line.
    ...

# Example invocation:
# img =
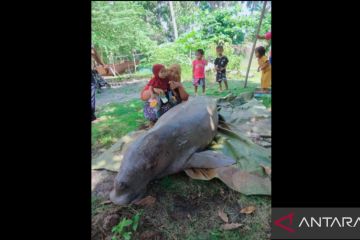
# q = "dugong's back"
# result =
<box><xmin>155</xmin><ymin>96</ymin><xmax>218</xmax><ymax>131</ymax></box>
<box><xmin>150</xmin><ymin>96</ymin><xmax>219</xmax><ymax>175</ymax></box>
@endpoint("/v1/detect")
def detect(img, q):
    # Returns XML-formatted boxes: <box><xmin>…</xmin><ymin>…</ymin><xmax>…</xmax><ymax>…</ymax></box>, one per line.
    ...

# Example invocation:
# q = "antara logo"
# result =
<box><xmin>299</xmin><ymin>217</ymin><xmax>360</xmax><ymax>228</ymax></box>
<box><xmin>274</xmin><ymin>212</ymin><xmax>360</xmax><ymax>232</ymax></box>
<box><xmin>274</xmin><ymin>212</ymin><xmax>296</xmax><ymax>233</ymax></box>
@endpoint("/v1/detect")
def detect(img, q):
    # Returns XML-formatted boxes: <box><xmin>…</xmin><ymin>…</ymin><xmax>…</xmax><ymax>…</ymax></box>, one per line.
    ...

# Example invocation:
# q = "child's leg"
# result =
<box><xmin>218</xmin><ymin>82</ymin><xmax>223</xmax><ymax>91</ymax></box>
<box><xmin>194</xmin><ymin>86</ymin><xmax>198</xmax><ymax>95</ymax></box>
<box><xmin>224</xmin><ymin>80</ymin><xmax>228</xmax><ymax>90</ymax></box>
<box><xmin>202</xmin><ymin>78</ymin><xmax>206</xmax><ymax>94</ymax></box>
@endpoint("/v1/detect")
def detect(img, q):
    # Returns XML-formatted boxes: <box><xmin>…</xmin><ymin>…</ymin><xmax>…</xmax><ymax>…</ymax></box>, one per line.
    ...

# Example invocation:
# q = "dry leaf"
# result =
<box><xmin>221</xmin><ymin>223</ymin><xmax>243</xmax><ymax>230</ymax></box>
<box><xmin>260</xmin><ymin>164</ymin><xmax>271</xmax><ymax>176</ymax></box>
<box><xmin>218</xmin><ymin>208</ymin><xmax>229</xmax><ymax>223</ymax></box>
<box><xmin>100</xmin><ymin>200</ymin><xmax>112</xmax><ymax>205</ymax></box>
<box><xmin>240</xmin><ymin>206</ymin><xmax>256</xmax><ymax>214</ymax></box>
<box><xmin>134</xmin><ymin>196</ymin><xmax>156</xmax><ymax>207</ymax></box>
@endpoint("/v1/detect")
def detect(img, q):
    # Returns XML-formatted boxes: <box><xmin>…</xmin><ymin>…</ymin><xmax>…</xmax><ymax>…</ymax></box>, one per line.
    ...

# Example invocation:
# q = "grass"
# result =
<box><xmin>259</xmin><ymin>95</ymin><xmax>271</xmax><ymax>108</ymax></box>
<box><xmin>91</xmin><ymin>99</ymin><xmax>147</xmax><ymax>157</ymax></box>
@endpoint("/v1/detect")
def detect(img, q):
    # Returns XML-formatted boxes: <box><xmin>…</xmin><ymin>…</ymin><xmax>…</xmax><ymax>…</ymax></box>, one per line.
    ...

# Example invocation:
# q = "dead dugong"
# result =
<box><xmin>110</xmin><ymin>96</ymin><xmax>235</xmax><ymax>205</ymax></box>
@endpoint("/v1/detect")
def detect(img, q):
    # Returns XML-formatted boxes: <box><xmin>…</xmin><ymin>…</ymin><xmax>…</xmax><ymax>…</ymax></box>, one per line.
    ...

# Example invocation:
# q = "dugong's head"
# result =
<box><xmin>110</xmin><ymin>133</ymin><xmax>167</xmax><ymax>205</ymax></box>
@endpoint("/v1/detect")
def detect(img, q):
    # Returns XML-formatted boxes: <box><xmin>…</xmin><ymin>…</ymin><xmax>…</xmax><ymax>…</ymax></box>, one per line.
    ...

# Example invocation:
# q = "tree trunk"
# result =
<box><xmin>169</xmin><ymin>1</ymin><xmax>178</xmax><ymax>40</ymax></box>
<box><xmin>244</xmin><ymin>1</ymin><xmax>267</xmax><ymax>88</ymax></box>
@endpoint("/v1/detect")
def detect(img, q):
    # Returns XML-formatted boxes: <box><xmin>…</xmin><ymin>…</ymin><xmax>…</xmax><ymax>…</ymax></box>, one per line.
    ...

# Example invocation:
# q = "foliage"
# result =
<box><xmin>92</xmin><ymin>1</ymin><xmax>271</xmax><ymax>70</ymax></box>
<box><xmin>111</xmin><ymin>212</ymin><xmax>142</xmax><ymax>240</ymax></box>
<box><xmin>92</xmin><ymin>1</ymin><xmax>157</xmax><ymax>62</ymax></box>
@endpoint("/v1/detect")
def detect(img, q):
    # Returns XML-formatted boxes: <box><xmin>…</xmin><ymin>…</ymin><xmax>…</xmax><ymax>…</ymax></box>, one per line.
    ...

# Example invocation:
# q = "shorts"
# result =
<box><xmin>216</xmin><ymin>72</ymin><xmax>227</xmax><ymax>82</ymax></box>
<box><xmin>269</xmin><ymin>56</ymin><xmax>272</xmax><ymax>65</ymax></box>
<box><xmin>193</xmin><ymin>78</ymin><xmax>205</xmax><ymax>87</ymax></box>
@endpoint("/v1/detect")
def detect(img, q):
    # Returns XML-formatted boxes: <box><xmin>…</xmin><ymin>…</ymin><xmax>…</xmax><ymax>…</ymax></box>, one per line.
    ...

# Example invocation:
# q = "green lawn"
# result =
<box><xmin>92</xmin><ymin>99</ymin><xmax>147</xmax><ymax>157</ymax></box>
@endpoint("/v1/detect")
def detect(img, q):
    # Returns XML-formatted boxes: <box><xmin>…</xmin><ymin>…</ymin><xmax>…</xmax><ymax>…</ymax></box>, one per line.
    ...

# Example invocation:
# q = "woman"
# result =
<box><xmin>91</xmin><ymin>46</ymin><xmax>105</xmax><ymax>121</ymax></box>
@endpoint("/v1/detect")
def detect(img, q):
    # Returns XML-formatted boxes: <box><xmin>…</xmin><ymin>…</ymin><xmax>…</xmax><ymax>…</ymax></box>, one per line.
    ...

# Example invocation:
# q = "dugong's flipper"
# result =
<box><xmin>185</xmin><ymin>165</ymin><xmax>271</xmax><ymax>196</ymax></box>
<box><xmin>185</xmin><ymin>150</ymin><xmax>236</xmax><ymax>169</ymax></box>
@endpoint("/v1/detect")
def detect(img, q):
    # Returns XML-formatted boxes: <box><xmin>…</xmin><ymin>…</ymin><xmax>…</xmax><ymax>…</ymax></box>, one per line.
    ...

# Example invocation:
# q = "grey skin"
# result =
<box><xmin>110</xmin><ymin>97</ymin><xmax>235</xmax><ymax>205</ymax></box>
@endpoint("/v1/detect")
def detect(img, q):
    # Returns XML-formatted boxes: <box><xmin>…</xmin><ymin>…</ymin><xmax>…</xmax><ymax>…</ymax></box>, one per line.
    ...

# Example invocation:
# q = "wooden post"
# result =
<box><xmin>244</xmin><ymin>1</ymin><xmax>267</xmax><ymax>88</ymax></box>
<box><xmin>112</xmin><ymin>54</ymin><xmax>116</xmax><ymax>77</ymax></box>
<box><xmin>133</xmin><ymin>50</ymin><xmax>137</xmax><ymax>73</ymax></box>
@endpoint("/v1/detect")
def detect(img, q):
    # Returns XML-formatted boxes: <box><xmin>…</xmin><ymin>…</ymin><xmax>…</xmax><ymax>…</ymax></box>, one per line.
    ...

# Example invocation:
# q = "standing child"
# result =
<box><xmin>255</xmin><ymin>46</ymin><xmax>271</xmax><ymax>91</ymax></box>
<box><xmin>192</xmin><ymin>49</ymin><xmax>207</xmax><ymax>95</ymax></box>
<box><xmin>257</xmin><ymin>32</ymin><xmax>271</xmax><ymax>65</ymax></box>
<box><xmin>214</xmin><ymin>45</ymin><xmax>229</xmax><ymax>91</ymax></box>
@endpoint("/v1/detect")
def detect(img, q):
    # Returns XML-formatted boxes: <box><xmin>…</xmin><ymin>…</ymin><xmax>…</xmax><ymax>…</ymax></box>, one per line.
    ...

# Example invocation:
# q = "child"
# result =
<box><xmin>255</xmin><ymin>46</ymin><xmax>271</xmax><ymax>91</ymax></box>
<box><xmin>257</xmin><ymin>32</ymin><xmax>271</xmax><ymax>64</ymax></box>
<box><xmin>141</xmin><ymin>64</ymin><xmax>169</xmax><ymax>101</ymax></box>
<box><xmin>214</xmin><ymin>45</ymin><xmax>229</xmax><ymax>91</ymax></box>
<box><xmin>141</xmin><ymin>64</ymin><xmax>171</xmax><ymax>123</ymax></box>
<box><xmin>192</xmin><ymin>49</ymin><xmax>207</xmax><ymax>95</ymax></box>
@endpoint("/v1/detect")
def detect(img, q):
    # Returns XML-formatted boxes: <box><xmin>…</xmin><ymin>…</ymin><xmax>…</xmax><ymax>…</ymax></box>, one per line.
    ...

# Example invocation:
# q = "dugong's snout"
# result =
<box><xmin>109</xmin><ymin>180</ymin><xmax>147</xmax><ymax>205</ymax></box>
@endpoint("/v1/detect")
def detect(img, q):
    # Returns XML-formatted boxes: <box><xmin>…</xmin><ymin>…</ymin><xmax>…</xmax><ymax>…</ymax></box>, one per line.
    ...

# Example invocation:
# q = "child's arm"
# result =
<box><xmin>153</xmin><ymin>88</ymin><xmax>164</xmax><ymax>95</ymax></box>
<box><xmin>259</xmin><ymin>60</ymin><xmax>270</xmax><ymax>70</ymax></box>
<box><xmin>149</xmin><ymin>86</ymin><xmax>156</xmax><ymax>99</ymax></box>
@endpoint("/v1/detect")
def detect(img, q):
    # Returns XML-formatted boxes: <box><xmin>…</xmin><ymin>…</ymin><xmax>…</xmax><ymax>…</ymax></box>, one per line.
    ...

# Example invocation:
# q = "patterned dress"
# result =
<box><xmin>143</xmin><ymin>90</ymin><xmax>181</xmax><ymax>122</ymax></box>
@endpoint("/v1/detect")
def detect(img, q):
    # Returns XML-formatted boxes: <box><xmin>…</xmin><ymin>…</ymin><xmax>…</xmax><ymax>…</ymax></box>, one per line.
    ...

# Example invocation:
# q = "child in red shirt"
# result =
<box><xmin>141</xmin><ymin>64</ymin><xmax>171</xmax><ymax>121</ymax></box>
<box><xmin>192</xmin><ymin>49</ymin><xmax>207</xmax><ymax>95</ymax></box>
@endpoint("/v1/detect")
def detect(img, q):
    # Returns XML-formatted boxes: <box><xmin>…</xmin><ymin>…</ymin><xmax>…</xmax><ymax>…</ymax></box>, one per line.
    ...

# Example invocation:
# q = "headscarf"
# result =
<box><xmin>148</xmin><ymin>64</ymin><xmax>169</xmax><ymax>90</ymax></box>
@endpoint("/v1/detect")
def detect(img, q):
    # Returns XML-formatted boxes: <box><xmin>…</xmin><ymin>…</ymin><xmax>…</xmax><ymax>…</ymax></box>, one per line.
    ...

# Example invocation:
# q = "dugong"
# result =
<box><xmin>110</xmin><ymin>97</ymin><xmax>236</xmax><ymax>205</ymax></box>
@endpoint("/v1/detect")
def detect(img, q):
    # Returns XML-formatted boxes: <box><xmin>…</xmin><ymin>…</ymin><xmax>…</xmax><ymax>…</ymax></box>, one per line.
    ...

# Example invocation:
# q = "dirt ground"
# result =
<box><xmin>92</xmin><ymin>169</ymin><xmax>271</xmax><ymax>240</ymax></box>
<box><xmin>95</xmin><ymin>79</ymin><xmax>147</xmax><ymax>108</ymax></box>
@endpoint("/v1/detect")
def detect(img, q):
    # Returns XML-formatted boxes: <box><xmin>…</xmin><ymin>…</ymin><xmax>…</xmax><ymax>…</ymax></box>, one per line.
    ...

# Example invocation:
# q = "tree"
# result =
<box><xmin>92</xmin><ymin>1</ymin><xmax>157</xmax><ymax>61</ymax></box>
<box><xmin>168</xmin><ymin>1</ymin><xmax>178</xmax><ymax>40</ymax></box>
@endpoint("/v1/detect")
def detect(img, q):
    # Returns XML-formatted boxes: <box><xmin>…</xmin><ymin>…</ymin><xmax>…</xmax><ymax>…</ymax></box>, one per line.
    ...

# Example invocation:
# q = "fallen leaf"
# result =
<box><xmin>100</xmin><ymin>200</ymin><xmax>112</xmax><ymax>205</ymax></box>
<box><xmin>260</xmin><ymin>164</ymin><xmax>271</xmax><ymax>176</ymax></box>
<box><xmin>221</xmin><ymin>223</ymin><xmax>243</xmax><ymax>230</ymax></box>
<box><xmin>240</xmin><ymin>206</ymin><xmax>256</xmax><ymax>214</ymax></box>
<box><xmin>218</xmin><ymin>208</ymin><xmax>229</xmax><ymax>223</ymax></box>
<box><xmin>134</xmin><ymin>196</ymin><xmax>156</xmax><ymax>207</ymax></box>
